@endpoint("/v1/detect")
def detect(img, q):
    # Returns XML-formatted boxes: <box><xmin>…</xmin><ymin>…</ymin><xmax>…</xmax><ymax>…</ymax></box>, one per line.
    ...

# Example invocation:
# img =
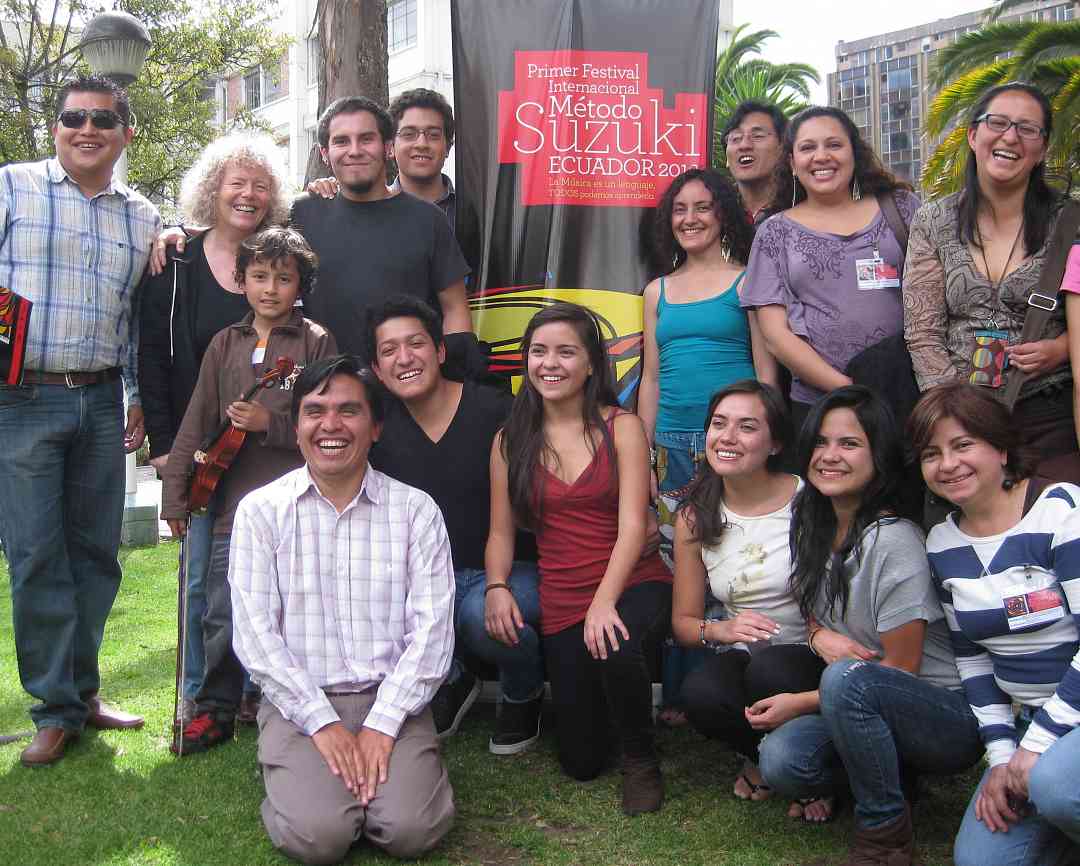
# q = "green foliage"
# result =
<box><xmin>0</xmin><ymin>0</ymin><xmax>289</xmax><ymax>212</ymax></box>
<box><xmin>923</xmin><ymin>2</ymin><xmax>1080</xmax><ymax>197</ymax></box>
<box><xmin>712</xmin><ymin>24</ymin><xmax>819</xmax><ymax>168</ymax></box>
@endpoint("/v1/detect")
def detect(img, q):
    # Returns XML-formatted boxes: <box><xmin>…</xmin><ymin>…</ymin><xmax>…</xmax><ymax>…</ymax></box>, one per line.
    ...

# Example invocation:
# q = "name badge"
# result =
<box><xmin>1003</xmin><ymin>584</ymin><xmax>1066</xmax><ymax>631</ymax></box>
<box><xmin>855</xmin><ymin>257</ymin><xmax>900</xmax><ymax>290</ymax></box>
<box><xmin>969</xmin><ymin>329</ymin><xmax>1010</xmax><ymax>388</ymax></box>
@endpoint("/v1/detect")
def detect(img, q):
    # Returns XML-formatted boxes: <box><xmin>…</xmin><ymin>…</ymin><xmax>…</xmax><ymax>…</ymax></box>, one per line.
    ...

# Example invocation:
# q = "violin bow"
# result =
<box><xmin>172</xmin><ymin>516</ymin><xmax>191</xmax><ymax>755</ymax></box>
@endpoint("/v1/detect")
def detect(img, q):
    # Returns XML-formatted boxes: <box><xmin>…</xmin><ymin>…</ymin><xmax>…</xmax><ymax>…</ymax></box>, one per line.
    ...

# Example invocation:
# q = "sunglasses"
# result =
<box><xmin>57</xmin><ymin>108</ymin><xmax>125</xmax><ymax>130</ymax></box>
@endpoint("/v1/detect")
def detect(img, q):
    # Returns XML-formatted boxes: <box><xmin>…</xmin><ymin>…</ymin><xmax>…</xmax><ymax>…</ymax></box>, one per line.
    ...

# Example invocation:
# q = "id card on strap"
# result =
<box><xmin>0</xmin><ymin>286</ymin><xmax>32</xmax><ymax>386</ymax></box>
<box><xmin>969</xmin><ymin>329</ymin><xmax>1009</xmax><ymax>388</ymax></box>
<box><xmin>855</xmin><ymin>257</ymin><xmax>900</xmax><ymax>291</ymax></box>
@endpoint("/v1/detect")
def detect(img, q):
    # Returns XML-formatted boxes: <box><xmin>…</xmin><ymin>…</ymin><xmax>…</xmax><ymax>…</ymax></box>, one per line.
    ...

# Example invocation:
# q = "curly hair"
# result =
<box><xmin>652</xmin><ymin>168</ymin><xmax>755</xmax><ymax>272</ymax></box>
<box><xmin>178</xmin><ymin>132</ymin><xmax>291</xmax><ymax>229</ymax></box>
<box><xmin>234</xmin><ymin>226</ymin><xmax>318</xmax><ymax>297</ymax></box>
<box><xmin>767</xmin><ymin>106</ymin><xmax>911</xmax><ymax>214</ymax></box>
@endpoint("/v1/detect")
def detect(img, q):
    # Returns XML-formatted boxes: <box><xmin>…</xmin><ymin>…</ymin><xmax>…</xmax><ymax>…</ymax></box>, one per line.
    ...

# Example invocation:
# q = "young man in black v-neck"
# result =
<box><xmin>367</xmin><ymin>296</ymin><xmax>544</xmax><ymax>755</ymax></box>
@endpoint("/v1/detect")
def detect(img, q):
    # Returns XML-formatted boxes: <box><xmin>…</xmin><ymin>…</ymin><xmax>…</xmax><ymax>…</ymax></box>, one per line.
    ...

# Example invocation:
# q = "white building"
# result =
<box><xmin>220</xmin><ymin>0</ymin><xmax>733</xmax><ymax>190</ymax></box>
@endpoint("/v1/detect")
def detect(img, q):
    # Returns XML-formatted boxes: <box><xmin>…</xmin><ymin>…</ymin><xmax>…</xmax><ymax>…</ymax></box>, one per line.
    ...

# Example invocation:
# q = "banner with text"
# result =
<box><xmin>452</xmin><ymin>0</ymin><xmax>717</xmax><ymax>397</ymax></box>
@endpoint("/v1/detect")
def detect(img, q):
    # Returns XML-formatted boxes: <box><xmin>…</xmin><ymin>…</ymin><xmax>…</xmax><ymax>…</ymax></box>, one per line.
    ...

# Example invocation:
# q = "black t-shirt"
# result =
<box><xmin>191</xmin><ymin>238</ymin><xmax>250</xmax><ymax>362</ymax></box>
<box><xmin>371</xmin><ymin>380</ymin><xmax>527</xmax><ymax>570</ymax></box>
<box><xmin>290</xmin><ymin>192</ymin><xmax>470</xmax><ymax>357</ymax></box>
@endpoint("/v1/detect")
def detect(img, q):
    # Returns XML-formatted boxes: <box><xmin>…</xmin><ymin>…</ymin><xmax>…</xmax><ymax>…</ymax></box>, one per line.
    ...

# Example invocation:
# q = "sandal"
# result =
<box><xmin>787</xmin><ymin>795</ymin><xmax>836</xmax><ymax>823</ymax></box>
<box><xmin>734</xmin><ymin>772</ymin><xmax>773</xmax><ymax>802</ymax></box>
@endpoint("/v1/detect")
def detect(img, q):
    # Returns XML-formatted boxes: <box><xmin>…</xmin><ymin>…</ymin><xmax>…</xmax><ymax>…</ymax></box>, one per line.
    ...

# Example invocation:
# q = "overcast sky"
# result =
<box><xmin>739</xmin><ymin>0</ymin><xmax>994</xmax><ymax>102</ymax></box>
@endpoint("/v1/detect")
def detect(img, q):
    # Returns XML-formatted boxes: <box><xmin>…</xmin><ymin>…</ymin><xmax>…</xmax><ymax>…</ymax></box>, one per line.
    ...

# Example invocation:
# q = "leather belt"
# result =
<box><xmin>22</xmin><ymin>368</ymin><xmax>121</xmax><ymax>387</ymax></box>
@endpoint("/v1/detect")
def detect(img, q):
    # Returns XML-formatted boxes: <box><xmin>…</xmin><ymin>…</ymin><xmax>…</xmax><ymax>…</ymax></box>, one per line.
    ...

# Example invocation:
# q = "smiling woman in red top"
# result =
<box><xmin>485</xmin><ymin>302</ymin><xmax>671</xmax><ymax>817</ymax></box>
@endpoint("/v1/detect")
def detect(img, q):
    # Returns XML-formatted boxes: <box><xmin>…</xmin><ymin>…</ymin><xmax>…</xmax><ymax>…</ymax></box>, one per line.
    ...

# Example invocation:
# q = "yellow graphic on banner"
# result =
<box><xmin>470</xmin><ymin>286</ymin><xmax>644</xmax><ymax>400</ymax></box>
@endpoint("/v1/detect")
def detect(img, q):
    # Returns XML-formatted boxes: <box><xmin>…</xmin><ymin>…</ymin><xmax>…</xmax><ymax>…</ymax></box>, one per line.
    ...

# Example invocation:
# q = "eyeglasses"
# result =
<box><xmin>974</xmin><ymin>113</ymin><xmax>1046</xmax><ymax>141</ymax></box>
<box><xmin>396</xmin><ymin>126</ymin><xmax>445</xmax><ymax>143</ymax></box>
<box><xmin>726</xmin><ymin>130</ymin><xmax>774</xmax><ymax>146</ymax></box>
<box><xmin>57</xmin><ymin>108</ymin><xmax>125</xmax><ymax>130</ymax></box>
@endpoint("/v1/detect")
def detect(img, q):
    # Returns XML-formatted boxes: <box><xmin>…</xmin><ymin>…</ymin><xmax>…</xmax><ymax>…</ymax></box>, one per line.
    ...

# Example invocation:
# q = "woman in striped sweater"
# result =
<box><xmin>910</xmin><ymin>381</ymin><xmax>1080</xmax><ymax>866</ymax></box>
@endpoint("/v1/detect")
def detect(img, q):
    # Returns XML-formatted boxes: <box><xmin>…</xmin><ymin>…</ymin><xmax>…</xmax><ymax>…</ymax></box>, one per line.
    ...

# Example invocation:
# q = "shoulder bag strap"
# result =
<box><xmin>877</xmin><ymin>192</ymin><xmax>909</xmax><ymax>257</ymax></box>
<box><xmin>1002</xmin><ymin>199</ymin><xmax>1080</xmax><ymax>411</ymax></box>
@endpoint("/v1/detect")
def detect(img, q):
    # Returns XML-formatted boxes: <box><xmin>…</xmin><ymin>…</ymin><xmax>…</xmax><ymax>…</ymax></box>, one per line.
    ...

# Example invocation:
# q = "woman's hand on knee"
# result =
<box><xmin>485</xmin><ymin>588</ymin><xmax>523</xmax><ymax>646</ymax></box>
<box><xmin>583</xmin><ymin>599</ymin><xmax>630</xmax><ymax>661</ymax></box>
<box><xmin>975</xmin><ymin>764</ymin><xmax>1022</xmax><ymax>833</ymax></box>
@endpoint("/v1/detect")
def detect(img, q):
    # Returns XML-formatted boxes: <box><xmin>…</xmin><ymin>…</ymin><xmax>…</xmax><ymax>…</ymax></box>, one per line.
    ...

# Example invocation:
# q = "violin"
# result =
<box><xmin>187</xmin><ymin>356</ymin><xmax>295</xmax><ymax>512</ymax></box>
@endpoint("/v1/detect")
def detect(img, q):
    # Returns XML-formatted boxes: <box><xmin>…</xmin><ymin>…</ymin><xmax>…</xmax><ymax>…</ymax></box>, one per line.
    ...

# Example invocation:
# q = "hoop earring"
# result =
<box><xmin>851</xmin><ymin>177</ymin><xmax>861</xmax><ymax>201</ymax></box>
<box><xmin>791</xmin><ymin>176</ymin><xmax>800</xmax><ymax>208</ymax></box>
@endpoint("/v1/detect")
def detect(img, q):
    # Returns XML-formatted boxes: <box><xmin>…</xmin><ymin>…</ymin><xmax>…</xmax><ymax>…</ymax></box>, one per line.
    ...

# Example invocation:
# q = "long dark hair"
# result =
<box><xmin>652</xmin><ymin>168</ymin><xmax>755</xmax><ymax>271</ymax></box>
<box><xmin>768</xmin><ymin>106</ymin><xmax>912</xmax><ymax>214</ymax></box>
<box><xmin>502</xmin><ymin>302</ymin><xmax>620</xmax><ymax>531</ymax></box>
<box><xmin>958</xmin><ymin>82</ymin><xmax>1058</xmax><ymax>257</ymax></box>
<box><xmin>678</xmin><ymin>380</ymin><xmax>791</xmax><ymax>546</ymax></box>
<box><xmin>789</xmin><ymin>386</ymin><xmax>904</xmax><ymax>622</ymax></box>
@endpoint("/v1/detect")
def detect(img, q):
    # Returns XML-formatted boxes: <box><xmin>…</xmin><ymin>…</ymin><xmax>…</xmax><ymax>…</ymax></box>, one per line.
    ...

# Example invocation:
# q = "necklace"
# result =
<box><xmin>975</xmin><ymin>217</ymin><xmax>1024</xmax><ymax>330</ymax></box>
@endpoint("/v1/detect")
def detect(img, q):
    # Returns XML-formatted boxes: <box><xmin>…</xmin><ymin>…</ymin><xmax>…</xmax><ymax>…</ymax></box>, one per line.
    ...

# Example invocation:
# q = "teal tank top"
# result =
<box><xmin>655</xmin><ymin>272</ymin><xmax>755</xmax><ymax>431</ymax></box>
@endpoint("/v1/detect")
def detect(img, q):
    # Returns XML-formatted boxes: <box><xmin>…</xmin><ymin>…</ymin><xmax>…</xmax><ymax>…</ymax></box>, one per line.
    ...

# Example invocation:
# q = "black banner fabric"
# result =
<box><xmin>451</xmin><ymin>0</ymin><xmax>719</xmax><ymax>398</ymax></box>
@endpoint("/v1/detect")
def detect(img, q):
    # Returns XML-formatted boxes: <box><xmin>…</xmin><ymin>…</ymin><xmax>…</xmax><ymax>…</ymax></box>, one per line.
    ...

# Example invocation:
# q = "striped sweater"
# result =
<box><xmin>926</xmin><ymin>483</ymin><xmax>1080</xmax><ymax>767</ymax></box>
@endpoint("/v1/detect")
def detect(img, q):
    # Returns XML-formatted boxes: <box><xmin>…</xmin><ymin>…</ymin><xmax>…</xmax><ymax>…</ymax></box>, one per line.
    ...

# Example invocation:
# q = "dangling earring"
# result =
<box><xmin>851</xmin><ymin>177</ymin><xmax>861</xmax><ymax>201</ymax></box>
<box><xmin>791</xmin><ymin>176</ymin><xmax>800</xmax><ymax>208</ymax></box>
<box><xmin>720</xmin><ymin>238</ymin><xmax>731</xmax><ymax>261</ymax></box>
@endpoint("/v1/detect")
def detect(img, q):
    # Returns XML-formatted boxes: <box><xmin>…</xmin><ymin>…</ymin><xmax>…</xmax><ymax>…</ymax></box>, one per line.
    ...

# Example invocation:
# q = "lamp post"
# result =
<box><xmin>79</xmin><ymin>11</ymin><xmax>153</xmax><ymax>529</ymax></box>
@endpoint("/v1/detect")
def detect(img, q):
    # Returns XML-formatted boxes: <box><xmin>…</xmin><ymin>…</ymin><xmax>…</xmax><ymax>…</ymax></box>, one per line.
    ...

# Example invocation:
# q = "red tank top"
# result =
<box><xmin>534</xmin><ymin>412</ymin><xmax>671</xmax><ymax>636</ymax></box>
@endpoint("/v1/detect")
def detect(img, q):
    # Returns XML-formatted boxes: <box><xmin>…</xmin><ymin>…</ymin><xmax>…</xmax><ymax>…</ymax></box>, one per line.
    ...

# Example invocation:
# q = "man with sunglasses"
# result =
<box><xmin>0</xmin><ymin>75</ymin><xmax>161</xmax><ymax>766</ymax></box>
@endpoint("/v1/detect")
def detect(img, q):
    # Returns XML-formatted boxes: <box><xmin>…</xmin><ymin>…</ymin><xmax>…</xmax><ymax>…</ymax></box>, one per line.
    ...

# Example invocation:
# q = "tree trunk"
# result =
<box><xmin>305</xmin><ymin>0</ymin><xmax>388</xmax><ymax>183</ymax></box>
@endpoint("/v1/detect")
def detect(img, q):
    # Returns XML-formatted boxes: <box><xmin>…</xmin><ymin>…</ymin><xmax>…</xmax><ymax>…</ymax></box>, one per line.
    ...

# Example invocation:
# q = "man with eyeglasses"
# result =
<box><xmin>289</xmin><ymin>96</ymin><xmax>472</xmax><ymax>361</ymax></box>
<box><xmin>0</xmin><ymin>75</ymin><xmax>161</xmax><ymax>766</ymax></box>
<box><xmin>721</xmin><ymin>101</ymin><xmax>788</xmax><ymax>225</ymax></box>
<box><xmin>387</xmin><ymin>89</ymin><xmax>459</xmax><ymax>231</ymax></box>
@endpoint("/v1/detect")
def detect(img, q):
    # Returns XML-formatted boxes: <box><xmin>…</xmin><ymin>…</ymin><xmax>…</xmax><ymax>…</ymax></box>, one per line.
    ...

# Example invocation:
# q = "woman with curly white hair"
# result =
<box><xmin>137</xmin><ymin>132</ymin><xmax>290</xmax><ymax>729</ymax></box>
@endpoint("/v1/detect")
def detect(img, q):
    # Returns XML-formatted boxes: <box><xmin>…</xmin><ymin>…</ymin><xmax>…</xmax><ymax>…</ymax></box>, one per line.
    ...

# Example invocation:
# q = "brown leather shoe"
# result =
<box><xmin>621</xmin><ymin>753</ymin><xmax>664</xmax><ymax>816</ymax></box>
<box><xmin>85</xmin><ymin>695</ymin><xmax>144</xmax><ymax>730</ymax></box>
<box><xmin>20</xmin><ymin>727</ymin><xmax>76</xmax><ymax>766</ymax></box>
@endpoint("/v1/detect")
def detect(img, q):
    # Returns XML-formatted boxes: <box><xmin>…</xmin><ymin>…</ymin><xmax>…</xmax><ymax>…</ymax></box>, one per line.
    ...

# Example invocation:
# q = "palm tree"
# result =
<box><xmin>922</xmin><ymin>0</ymin><xmax>1080</xmax><ymax>197</ymax></box>
<box><xmin>712</xmin><ymin>24</ymin><xmax>819</xmax><ymax>167</ymax></box>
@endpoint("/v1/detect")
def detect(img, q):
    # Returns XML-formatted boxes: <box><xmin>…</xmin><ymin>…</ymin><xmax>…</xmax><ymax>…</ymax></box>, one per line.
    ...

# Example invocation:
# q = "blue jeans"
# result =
<box><xmin>955</xmin><ymin>725</ymin><xmax>1080</xmax><ymax>866</ymax></box>
<box><xmin>654</xmin><ymin>427</ymin><xmax>708</xmax><ymax>707</ymax></box>
<box><xmin>453</xmin><ymin>562</ymin><xmax>543</xmax><ymax>702</ymax></box>
<box><xmin>820</xmin><ymin>660</ymin><xmax>981</xmax><ymax>828</ymax></box>
<box><xmin>0</xmin><ymin>380</ymin><xmax>125</xmax><ymax>732</ymax></box>
<box><xmin>760</xmin><ymin>660</ymin><xmax>983</xmax><ymax>828</ymax></box>
<box><xmin>181</xmin><ymin>509</ymin><xmax>213</xmax><ymax>700</ymax></box>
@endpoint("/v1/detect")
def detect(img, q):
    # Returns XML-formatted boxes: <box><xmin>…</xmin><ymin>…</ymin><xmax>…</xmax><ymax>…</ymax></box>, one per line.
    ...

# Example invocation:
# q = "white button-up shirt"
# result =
<box><xmin>229</xmin><ymin>464</ymin><xmax>455</xmax><ymax>738</ymax></box>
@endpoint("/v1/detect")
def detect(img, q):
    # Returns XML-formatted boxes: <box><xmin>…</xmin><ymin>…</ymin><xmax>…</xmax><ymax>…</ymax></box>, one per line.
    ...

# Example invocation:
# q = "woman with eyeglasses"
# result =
<box><xmin>904</xmin><ymin>83</ymin><xmax>1073</xmax><ymax>462</ymax></box>
<box><xmin>739</xmin><ymin>107</ymin><xmax>919</xmax><ymax>451</ymax></box>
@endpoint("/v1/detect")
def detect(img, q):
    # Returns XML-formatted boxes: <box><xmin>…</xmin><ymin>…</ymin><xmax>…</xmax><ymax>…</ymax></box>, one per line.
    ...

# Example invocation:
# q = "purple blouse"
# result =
<box><xmin>740</xmin><ymin>190</ymin><xmax>920</xmax><ymax>404</ymax></box>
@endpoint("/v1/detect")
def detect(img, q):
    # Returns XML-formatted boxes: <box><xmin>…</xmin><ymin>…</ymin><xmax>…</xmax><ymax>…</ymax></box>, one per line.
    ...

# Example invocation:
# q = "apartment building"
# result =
<box><xmin>828</xmin><ymin>0</ymin><xmax>1077</xmax><ymax>184</ymax></box>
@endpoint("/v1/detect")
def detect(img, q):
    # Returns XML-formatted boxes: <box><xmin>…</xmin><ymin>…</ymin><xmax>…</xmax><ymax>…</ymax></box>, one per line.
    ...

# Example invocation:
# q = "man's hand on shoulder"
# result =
<box><xmin>356</xmin><ymin>727</ymin><xmax>395</xmax><ymax>806</ymax></box>
<box><xmin>312</xmin><ymin>721</ymin><xmax>364</xmax><ymax>798</ymax></box>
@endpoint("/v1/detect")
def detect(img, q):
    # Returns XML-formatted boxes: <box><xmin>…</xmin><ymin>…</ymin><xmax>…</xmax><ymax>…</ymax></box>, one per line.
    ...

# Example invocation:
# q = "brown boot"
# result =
<box><xmin>621</xmin><ymin>754</ymin><xmax>663</xmax><ymax>816</ymax></box>
<box><xmin>840</xmin><ymin>805</ymin><xmax>915</xmax><ymax>866</ymax></box>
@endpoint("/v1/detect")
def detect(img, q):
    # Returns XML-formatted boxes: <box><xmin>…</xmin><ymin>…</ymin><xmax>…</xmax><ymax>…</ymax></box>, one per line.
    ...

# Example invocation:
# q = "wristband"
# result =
<box><xmin>484</xmin><ymin>582</ymin><xmax>513</xmax><ymax>598</ymax></box>
<box><xmin>807</xmin><ymin>625</ymin><xmax>823</xmax><ymax>658</ymax></box>
<box><xmin>700</xmin><ymin>617</ymin><xmax>721</xmax><ymax>646</ymax></box>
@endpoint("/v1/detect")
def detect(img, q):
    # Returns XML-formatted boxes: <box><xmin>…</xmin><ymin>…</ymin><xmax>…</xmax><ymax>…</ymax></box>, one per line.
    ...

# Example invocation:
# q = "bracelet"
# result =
<box><xmin>484</xmin><ymin>582</ymin><xmax>513</xmax><ymax>598</ymax></box>
<box><xmin>700</xmin><ymin>617</ymin><xmax>721</xmax><ymax>646</ymax></box>
<box><xmin>807</xmin><ymin>625</ymin><xmax>823</xmax><ymax>658</ymax></box>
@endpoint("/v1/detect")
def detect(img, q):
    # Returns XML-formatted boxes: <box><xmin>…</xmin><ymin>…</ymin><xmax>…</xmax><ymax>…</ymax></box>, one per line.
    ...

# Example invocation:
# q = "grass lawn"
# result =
<box><xmin>0</xmin><ymin>543</ymin><xmax>978</xmax><ymax>865</ymax></box>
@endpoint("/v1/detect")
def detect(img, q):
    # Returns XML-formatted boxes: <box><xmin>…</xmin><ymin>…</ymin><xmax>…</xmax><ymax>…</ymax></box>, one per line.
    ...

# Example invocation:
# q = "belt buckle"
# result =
<box><xmin>64</xmin><ymin>372</ymin><xmax>80</xmax><ymax>388</ymax></box>
<box><xmin>1028</xmin><ymin>292</ymin><xmax>1057</xmax><ymax>312</ymax></box>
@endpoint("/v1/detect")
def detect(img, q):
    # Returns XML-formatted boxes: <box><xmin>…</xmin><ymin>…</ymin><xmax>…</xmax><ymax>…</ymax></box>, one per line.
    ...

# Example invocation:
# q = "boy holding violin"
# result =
<box><xmin>162</xmin><ymin>226</ymin><xmax>337</xmax><ymax>755</ymax></box>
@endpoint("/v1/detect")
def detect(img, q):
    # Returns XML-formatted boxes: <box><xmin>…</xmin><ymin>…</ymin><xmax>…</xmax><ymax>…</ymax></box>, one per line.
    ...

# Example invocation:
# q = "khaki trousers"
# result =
<box><xmin>258</xmin><ymin>692</ymin><xmax>454</xmax><ymax>864</ymax></box>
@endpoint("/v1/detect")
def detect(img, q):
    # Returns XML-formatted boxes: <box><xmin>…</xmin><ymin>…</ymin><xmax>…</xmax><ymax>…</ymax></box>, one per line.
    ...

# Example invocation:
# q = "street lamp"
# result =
<box><xmin>79</xmin><ymin>11</ymin><xmax>151</xmax><ymax>86</ymax></box>
<box><xmin>79</xmin><ymin>10</ymin><xmax>153</xmax><ymax>532</ymax></box>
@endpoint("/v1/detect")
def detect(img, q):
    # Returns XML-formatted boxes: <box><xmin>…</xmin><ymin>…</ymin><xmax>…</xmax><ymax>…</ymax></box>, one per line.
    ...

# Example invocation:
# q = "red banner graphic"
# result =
<box><xmin>497</xmin><ymin>50</ymin><xmax>707</xmax><ymax>207</ymax></box>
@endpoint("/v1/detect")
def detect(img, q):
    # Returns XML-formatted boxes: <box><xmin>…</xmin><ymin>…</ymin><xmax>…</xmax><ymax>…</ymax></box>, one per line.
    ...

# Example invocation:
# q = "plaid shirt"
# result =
<box><xmin>230</xmin><ymin>464</ymin><xmax>455</xmax><ymax>738</ymax></box>
<box><xmin>0</xmin><ymin>158</ymin><xmax>161</xmax><ymax>402</ymax></box>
